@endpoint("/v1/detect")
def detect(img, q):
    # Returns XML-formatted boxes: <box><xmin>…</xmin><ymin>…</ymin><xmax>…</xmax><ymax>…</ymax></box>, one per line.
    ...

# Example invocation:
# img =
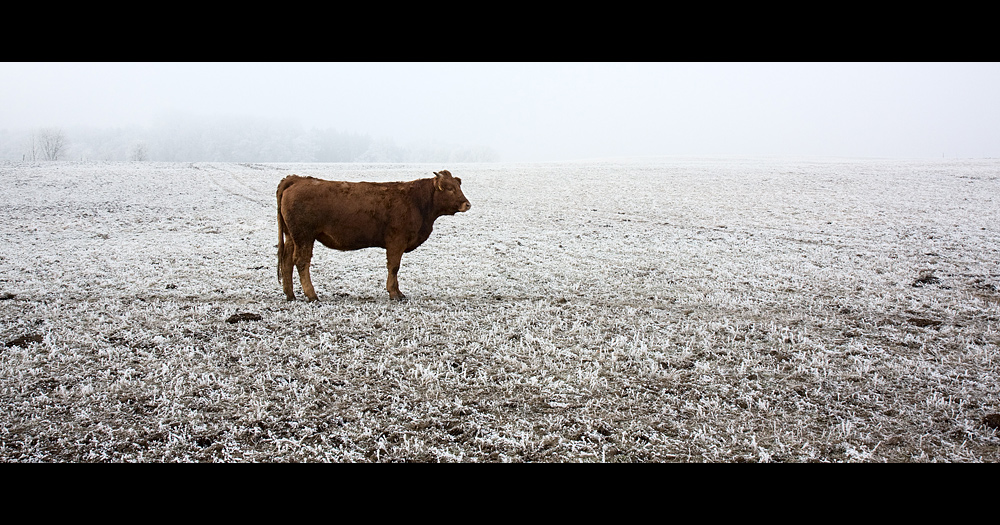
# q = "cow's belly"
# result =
<box><xmin>316</xmin><ymin>228</ymin><xmax>385</xmax><ymax>251</ymax></box>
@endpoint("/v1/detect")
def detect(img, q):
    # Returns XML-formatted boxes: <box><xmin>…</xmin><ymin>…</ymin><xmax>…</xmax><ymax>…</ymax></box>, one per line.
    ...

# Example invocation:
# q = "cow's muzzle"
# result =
<box><xmin>459</xmin><ymin>202</ymin><xmax>471</xmax><ymax>212</ymax></box>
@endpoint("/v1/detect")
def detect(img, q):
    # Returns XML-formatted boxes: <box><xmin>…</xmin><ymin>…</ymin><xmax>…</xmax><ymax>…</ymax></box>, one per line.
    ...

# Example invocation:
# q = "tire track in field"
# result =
<box><xmin>193</xmin><ymin>163</ymin><xmax>272</xmax><ymax>208</ymax></box>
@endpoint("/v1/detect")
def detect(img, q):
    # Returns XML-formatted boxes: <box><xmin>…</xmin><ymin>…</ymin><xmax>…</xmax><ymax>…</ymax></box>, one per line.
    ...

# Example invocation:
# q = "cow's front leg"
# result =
<box><xmin>385</xmin><ymin>247</ymin><xmax>406</xmax><ymax>301</ymax></box>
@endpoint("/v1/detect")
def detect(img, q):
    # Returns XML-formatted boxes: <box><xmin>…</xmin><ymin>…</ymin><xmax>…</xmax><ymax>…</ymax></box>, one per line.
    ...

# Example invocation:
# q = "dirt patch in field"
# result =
<box><xmin>5</xmin><ymin>333</ymin><xmax>43</xmax><ymax>348</ymax></box>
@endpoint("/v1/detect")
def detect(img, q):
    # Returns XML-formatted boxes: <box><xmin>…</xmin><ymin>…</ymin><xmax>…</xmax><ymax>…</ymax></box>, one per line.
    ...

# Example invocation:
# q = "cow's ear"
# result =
<box><xmin>455</xmin><ymin>177</ymin><xmax>462</xmax><ymax>185</ymax></box>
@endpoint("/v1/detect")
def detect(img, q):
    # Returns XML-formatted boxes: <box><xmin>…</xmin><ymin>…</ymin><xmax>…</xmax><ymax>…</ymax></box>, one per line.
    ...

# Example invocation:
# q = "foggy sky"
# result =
<box><xmin>2</xmin><ymin>62</ymin><xmax>998</xmax><ymax>161</ymax></box>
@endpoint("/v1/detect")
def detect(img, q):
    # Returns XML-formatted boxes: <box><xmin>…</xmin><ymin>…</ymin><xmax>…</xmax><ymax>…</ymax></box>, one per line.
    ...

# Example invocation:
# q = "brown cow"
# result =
<box><xmin>276</xmin><ymin>170</ymin><xmax>471</xmax><ymax>301</ymax></box>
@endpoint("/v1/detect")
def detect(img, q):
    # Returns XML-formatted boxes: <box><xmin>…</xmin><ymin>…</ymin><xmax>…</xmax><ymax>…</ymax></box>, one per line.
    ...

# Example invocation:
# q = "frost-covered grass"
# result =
<box><xmin>1</xmin><ymin>157</ymin><xmax>999</xmax><ymax>462</ymax></box>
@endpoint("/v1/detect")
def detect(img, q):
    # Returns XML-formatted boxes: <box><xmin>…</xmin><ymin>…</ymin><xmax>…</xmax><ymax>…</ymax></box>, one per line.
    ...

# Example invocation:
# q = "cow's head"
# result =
<box><xmin>434</xmin><ymin>170</ymin><xmax>471</xmax><ymax>214</ymax></box>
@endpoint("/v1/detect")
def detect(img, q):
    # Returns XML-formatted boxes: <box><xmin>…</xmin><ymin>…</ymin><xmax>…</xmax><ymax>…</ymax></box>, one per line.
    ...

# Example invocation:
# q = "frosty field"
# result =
<box><xmin>2</xmin><ymin>157</ymin><xmax>999</xmax><ymax>462</ymax></box>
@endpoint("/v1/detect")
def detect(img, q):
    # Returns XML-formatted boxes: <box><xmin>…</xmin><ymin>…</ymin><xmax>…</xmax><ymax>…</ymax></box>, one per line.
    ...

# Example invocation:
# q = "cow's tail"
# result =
<box><xmin>276</xmin><ymin>175</ymin><xmax>296</xmax><ymax>284</ymax></box>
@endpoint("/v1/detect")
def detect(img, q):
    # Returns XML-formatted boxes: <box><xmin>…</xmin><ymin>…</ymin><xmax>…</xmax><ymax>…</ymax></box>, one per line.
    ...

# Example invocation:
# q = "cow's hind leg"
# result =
<box><xmin>281</xmin><ymin>239</ymin><xmax>297</xmax><ymax>301</ymax></box>
<box><xmin>385</xmin><ymin>246</ymin><xmax>406</xmax><ymax>301</ymax></box>
<box><xmin>295</xmin><ymin>240</ymin><xmax>320</xmax><ymax>302</ymax></box>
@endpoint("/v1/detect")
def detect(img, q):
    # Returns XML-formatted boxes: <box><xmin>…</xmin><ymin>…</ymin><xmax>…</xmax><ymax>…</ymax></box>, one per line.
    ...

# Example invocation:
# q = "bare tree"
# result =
<box><xmin>36</xmin><ymin>128</ymin><xmax>68</xmax><ymax>160</ymax></box>
<box><xmin>128</xmin><ymin>140</ymin><xmax>148</xmax><ymax>161</ymax></box>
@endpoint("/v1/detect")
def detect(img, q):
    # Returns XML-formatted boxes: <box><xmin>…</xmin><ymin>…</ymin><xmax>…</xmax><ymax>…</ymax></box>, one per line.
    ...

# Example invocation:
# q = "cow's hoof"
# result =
<box><xmin>389</xmin><ymin>294</ymin><xmax>407</xmax><ymax>302</ymax></box>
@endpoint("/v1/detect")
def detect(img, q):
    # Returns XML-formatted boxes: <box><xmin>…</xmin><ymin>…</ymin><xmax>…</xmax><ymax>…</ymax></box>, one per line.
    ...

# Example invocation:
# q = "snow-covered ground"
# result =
<box><xmin>1</xmin><ymin>158</ymin><xmax>998</xmax><ymax>462</ymax></box>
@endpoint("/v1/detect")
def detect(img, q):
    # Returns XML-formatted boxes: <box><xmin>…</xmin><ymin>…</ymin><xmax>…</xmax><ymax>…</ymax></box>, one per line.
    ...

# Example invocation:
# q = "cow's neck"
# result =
<box><xmin>408</xmin><ymin>178</ymin><xmax>436</xmax><ymax>217</ymax></box>
<box><xmin>415</xmin><ymin>177</ymin><xmax>444</xmax><ymax>230</ymax></box>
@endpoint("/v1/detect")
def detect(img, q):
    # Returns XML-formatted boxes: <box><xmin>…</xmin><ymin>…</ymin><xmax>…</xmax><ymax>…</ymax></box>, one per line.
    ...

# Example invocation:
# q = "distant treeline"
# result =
<box><xmin>0</xmin><ymin>114</ymin><xmax>499</xmax><ymax>163</ymax></box>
